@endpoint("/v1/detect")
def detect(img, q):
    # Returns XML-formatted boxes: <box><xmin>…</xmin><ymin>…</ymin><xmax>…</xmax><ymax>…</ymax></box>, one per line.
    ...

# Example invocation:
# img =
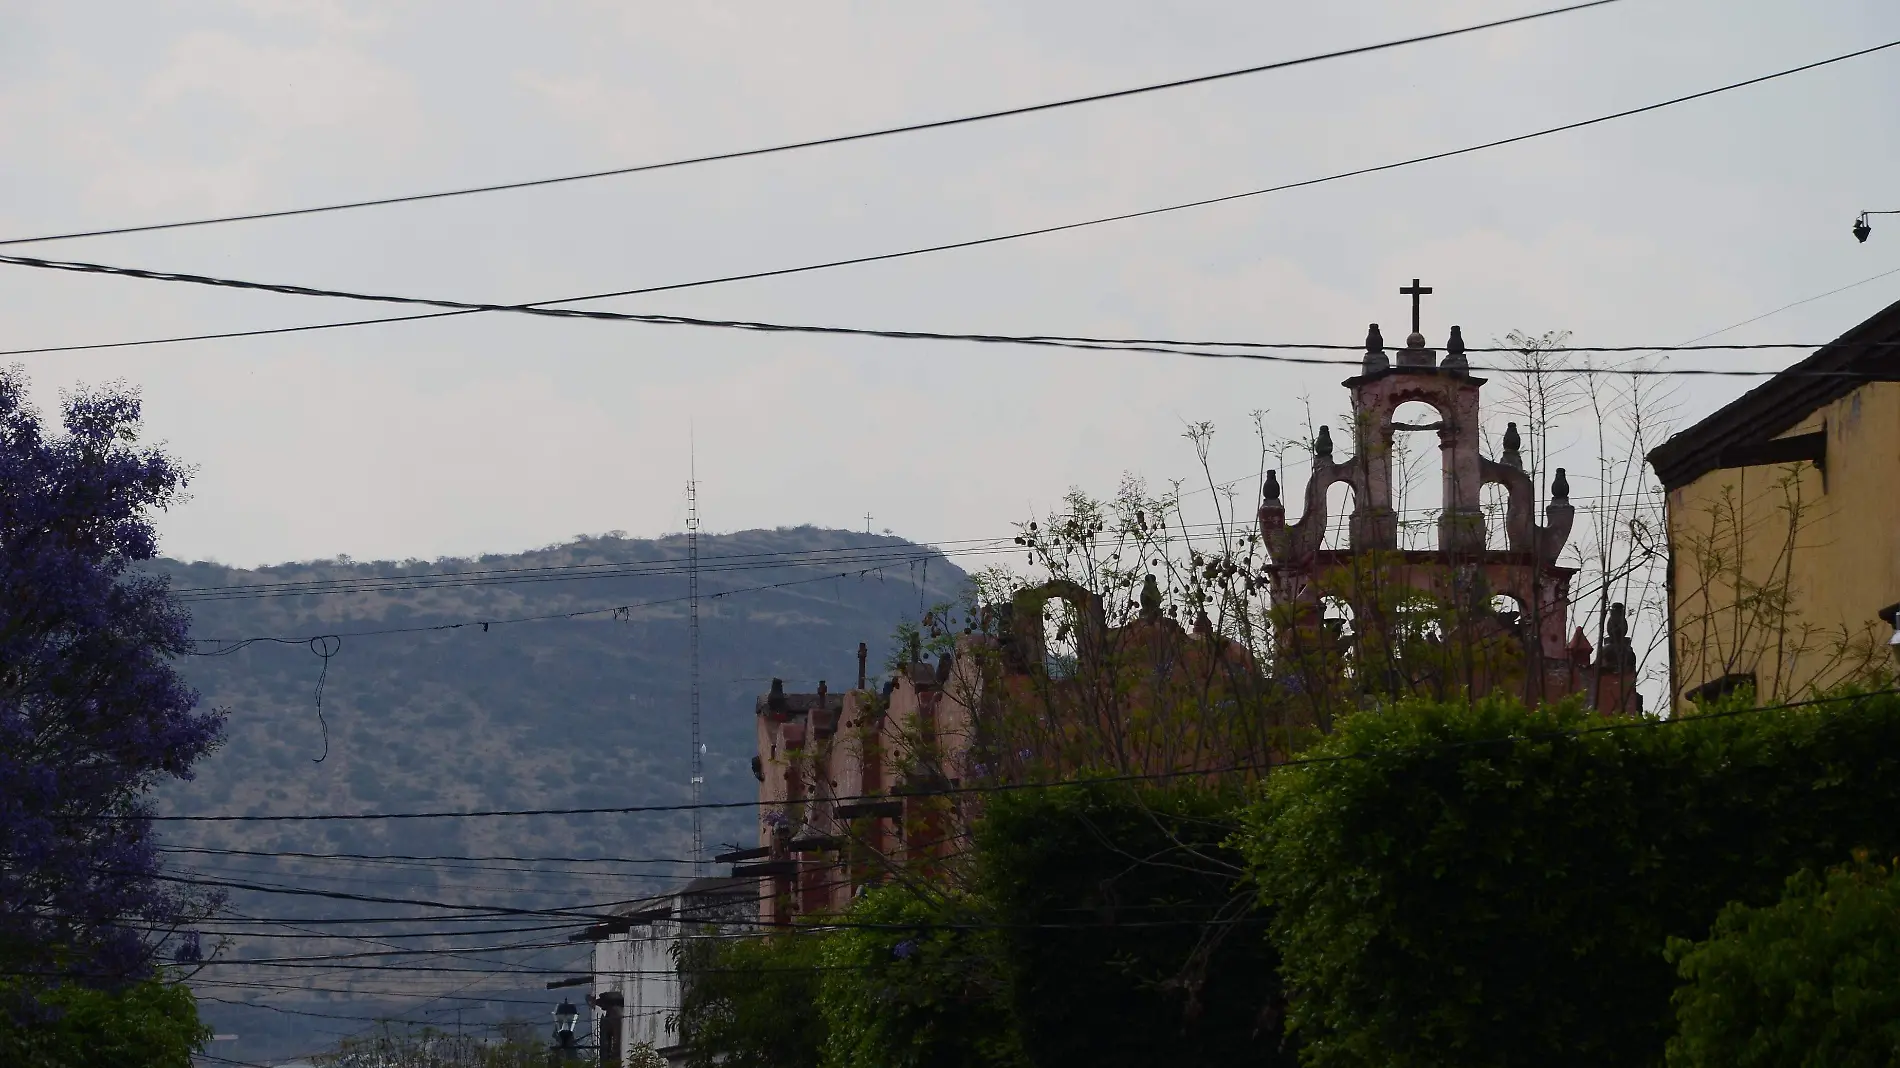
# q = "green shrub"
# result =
<box><xmin>1667</xmin><ymin>857</ymin><xmax>1900</xmax><ymax>1067</ymax></box>
<box><xmin>978</xmin><ymin>781</ymin><xmax>1292</xmax><ymax>1067</ymax></box>
<box><xmin>817</xmin><ymin>887</ymin><xmax>1025</xmax><ymax>1068</ymax></box>
<box><xmin>679</xmin><ymin>930</ymin><xmax>827</xmax><ymax>1068</ymax></box>
<box><xmin>1242</xmin><ymin>689</ymin><xmax>1900</xmax><ymax>1068</ymax></box>
<box><xmin>0</xmin><ymin>977</ymin><xmax>208</xmax><ymax>1068</ymax></box>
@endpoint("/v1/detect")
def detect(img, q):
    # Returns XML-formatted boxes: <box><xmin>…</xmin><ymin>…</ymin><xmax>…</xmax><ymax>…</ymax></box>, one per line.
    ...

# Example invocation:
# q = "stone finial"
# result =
<box><xmin>1551</xmin><ymin>467</ymin><xmax>1570</xmax><ymax>502</ymax></box>
<box><xmin>1598</xmin><ymin>601</ymin><xmax>1635</xmax><ymax>673</ymax></box>
<box><xmin>768</xmin><ymin>678</ymin><xmax>787</xmax><ymax>714</ymax></box>
<box><xmin>1396</xmin><ymin>329</ymin><xmax>1436</xmax><ymax>369</ymax></box>
<box><xmin>1443</xmin><ymin>325</ymin><xmax>1470</xmax><ymax>373</ymax></box>
<box><xmin>1193</xmin><ymin>609</ymin><xmax>1213</xmax><ymax>637</ymax></box>
<box><xmin>1502</xmin><ymin>421</ymin><xmax>1524</xmax><ymax>471</ymax></box>
<box><xmin>1364</xmin><ymin>323</ymin><xmax>1390</xmax><ymax>374</ymax></box>
<box><xmin>857</xmin><ymin>642</ymin><xmax>868</xmax><ymax>690</ymax></box>
<box><xmin>1314</xmin><ymin>425</ymin><xmax>1334</xmax><ymax>460</ymax></box>
<box><xmin>1567</xmin><ymin>626</ymin><xmax>1593</xmax><ymax>665</ymax></box>
<box><xmin>909</xmin><ymin>631</ymin><xmax>922</xmax><ymax>665</ymax></box>
<box><xmin>1262</xmin><ymin>470</ymin><xmax>1281</xmax><ymax>503</ymax></box>
<box><xmin>1139</xmin><ymin>574</ymin><xmax>1163</xmax><ymax>621</ymax></box>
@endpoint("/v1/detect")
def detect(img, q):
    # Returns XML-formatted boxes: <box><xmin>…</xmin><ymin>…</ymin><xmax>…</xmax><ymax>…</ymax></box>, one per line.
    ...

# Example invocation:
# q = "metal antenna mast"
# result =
<box><xmin>687</xmin><ymin>440</ymin><xmax>705</xmax><ymax>877</ymax></box>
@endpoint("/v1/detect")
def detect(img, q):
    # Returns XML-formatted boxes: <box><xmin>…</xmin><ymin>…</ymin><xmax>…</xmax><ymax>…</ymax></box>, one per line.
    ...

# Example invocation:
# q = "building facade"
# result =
<box><xmin>583</xmin><ymin>877</ymin><xmax>757</xmax><ymax>1067</ymax></box>
<box><xmin>738</xmin><ymin>285</ymin><xmax>1656</xmax><ymax>926</ymax></box>
<box><xmin>1258</xmin><ymin>288</ymin><xmax>1640</xmax><ymax>713</ymax></box>
<box><xmin>1648</xmin><ymin>297</ymin><xmax>1900</xmax><ymax>707</ymax></box>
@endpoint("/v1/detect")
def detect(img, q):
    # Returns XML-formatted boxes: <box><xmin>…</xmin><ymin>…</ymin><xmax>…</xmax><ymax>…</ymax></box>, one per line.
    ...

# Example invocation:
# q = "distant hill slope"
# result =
<box><xmin>151</xmin><ymin>527</ymin><xmax>965</xmax><ymax>1062</ymax></box>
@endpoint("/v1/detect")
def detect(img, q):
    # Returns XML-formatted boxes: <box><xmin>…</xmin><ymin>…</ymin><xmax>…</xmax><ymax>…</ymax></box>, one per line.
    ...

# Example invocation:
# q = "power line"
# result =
<box><xmin>5</xmin><ymin>249</ymin><xmax>1895</xmax><ymax>379</ymax></box>
<box><xmin>185</xmin><ymin>559</ymin><xmax>924</xmax><ymax>651</ymax></box>
<box><xmin>0</xmin><ymin>2</ymin><xmax>1622</xmax><ymax>249</ymax></box>
<box><xmin>169</xmin><ymin>496</ymin><xmax>1670</xmax><ymax>606</ymax></box>
<box><xmin>165</xmin><ymin>537</ymin><xmax>977</xmax><ymax>601</ymax></box>
<box><xmin>177</xmin><ymin>546</ymin><xmax>974</xmax><ymax>606</ymax></box>
<box><xmin>168</xmin><ymin>858</ymin><xmax>691</xmax><ymax>894</ymax></box>
<box><xmin>155</xmin><ymin>845</ymin><xmax>699</xmax><ymax>867</ymax></box>
<box><xmin>143</xmin><ymin>871</ymin><xmax>641</xmax><ymax>922</ymax></box>
<box><xmin>7</xmin><ymin>249</ymin><xmax>1899</xmax><ymax>378</ymax></box>
<box><xmin>124</xmin><ymin>689</ymin><xmax>1895</xmax><ymax>825</ymax></box>
<box><xmin>189</xmin><ymin>977</ymin><xmax>568</xmax><ymax>1004</ymax></box>
<box><xmin>3</xmin><ymin>40</ymin><xmax>1896</xmax><ymax>367</ymax></box>
<box><xmin>168</xmin><ymin>503</ymin><xmax>1668</xmax><ymax>661</ymax></box>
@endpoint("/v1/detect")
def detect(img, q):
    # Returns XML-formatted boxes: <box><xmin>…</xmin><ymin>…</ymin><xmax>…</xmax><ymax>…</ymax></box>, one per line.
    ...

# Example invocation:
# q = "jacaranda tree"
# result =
<box><xmin>0</xmin><ymin>369</ymin><xmax>222</xmax><ymax>984</ymax></box>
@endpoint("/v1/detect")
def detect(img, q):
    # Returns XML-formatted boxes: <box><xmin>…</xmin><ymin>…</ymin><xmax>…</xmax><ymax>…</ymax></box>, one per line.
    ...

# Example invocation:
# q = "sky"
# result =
<box><xmin>2</xmin><ymin>0</ymin><xmax>1897</xmax><ymax>568</ymax></box>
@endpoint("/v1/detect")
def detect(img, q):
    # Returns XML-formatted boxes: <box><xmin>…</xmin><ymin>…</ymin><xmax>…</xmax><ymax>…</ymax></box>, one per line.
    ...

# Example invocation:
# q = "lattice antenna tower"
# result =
<box><xmin>687</xmin><ymin>439</ymin><xmax>705</xmax><ymax>877</ymax></box>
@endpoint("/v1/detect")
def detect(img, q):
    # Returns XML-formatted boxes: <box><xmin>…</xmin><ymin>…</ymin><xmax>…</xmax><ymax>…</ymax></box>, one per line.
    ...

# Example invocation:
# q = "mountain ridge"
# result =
<box><xmin>152</xmin><ymin>526</ymin><xmax>966</xmax><ymax>1062</ymax></box>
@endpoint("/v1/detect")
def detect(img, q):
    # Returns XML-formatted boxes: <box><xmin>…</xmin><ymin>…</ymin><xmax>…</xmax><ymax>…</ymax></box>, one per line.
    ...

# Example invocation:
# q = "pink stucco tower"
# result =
<box><xmin>1258</xmin><ymin>281</ymin><xmax>1639</xmax><ymax>712</ymax></box>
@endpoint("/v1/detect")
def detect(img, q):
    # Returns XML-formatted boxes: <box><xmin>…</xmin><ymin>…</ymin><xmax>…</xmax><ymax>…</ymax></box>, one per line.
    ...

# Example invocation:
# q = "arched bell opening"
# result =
<box><xmin>1481</xmin><ymin>482</ymin><xmax>1511</xmax><ymax>551</ymax></box>
<box><xmin>1319</xmin><ymin>594</ymin><xmax>1358</xmax><ymax>680</ymax></box>
<box><xmin>1323</xmin><ymin>481</ymin><xmax>1357</xmax><ymax>551</ymax></box>
<box><xmin>1391</xmin><ymin>400</ymin><xmax>1448</xmax><ymax>550</ymax></box>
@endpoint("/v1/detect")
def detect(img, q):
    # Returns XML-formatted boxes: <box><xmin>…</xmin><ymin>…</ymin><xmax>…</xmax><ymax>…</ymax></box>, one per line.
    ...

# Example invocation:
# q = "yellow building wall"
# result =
<box><xmin>1667</xmin><ymin>381</ymin><xmax>1900</xmax><ymax>706</ymax></box>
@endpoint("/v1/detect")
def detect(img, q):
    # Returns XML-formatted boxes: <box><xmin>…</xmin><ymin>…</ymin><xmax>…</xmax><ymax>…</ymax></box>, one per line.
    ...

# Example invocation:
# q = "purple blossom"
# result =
<box><xmin>0</xmin><ymin>372</ymin><xmax>222</xmax><ymax>987</ymax></box>
<box><xmin>891</xmin><ymin>939</ymin><xmax>917</xmax><ymax>960</ymax></box>
<box><xmin>171</xmin><ymin>931</ymin><xmax>203</xmax><ymax>964</ymax></box>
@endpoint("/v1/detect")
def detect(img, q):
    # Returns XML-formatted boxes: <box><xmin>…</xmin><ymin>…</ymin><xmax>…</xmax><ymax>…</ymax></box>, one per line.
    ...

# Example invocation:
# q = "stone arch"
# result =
<box><xmin>1008</xmin><ymin>580</ymin><xmax>1107</xmax><ymax>676</ymax></box>
<box><xmin>1348</xmin><ymin>373</ymin><xmax>1488</xmax><ymax>553</ymax></box>
<box><xmin>1389</xmin><ymin>399</ymin><xmax>1449</xmax><ymax>549</ymax></box>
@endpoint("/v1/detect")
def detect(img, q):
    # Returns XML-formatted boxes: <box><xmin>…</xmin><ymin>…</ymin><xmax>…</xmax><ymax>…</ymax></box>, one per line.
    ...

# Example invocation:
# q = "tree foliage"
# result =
<box><xmin>0</xmin><ymin>371</ymin><xmax>221</xmax><ymax>983</ymax></box>
<box><xmin>679</xmin><ymin>927</ymin><xmax>827</xmax><ymax>1068</ymax></box>
<box><xmin>977</xmin><ymin>782</ymin><xmax>1292</xmax><ymax>1068</ymax></box>
<box><xmin>1242</xmin><ymin>689</ymin><xmax>1900</xmax><ymax>1068</ymax></box>
<box><xmin>817</xmin><ymin>887</ymin><xmax>1025</xmax><ymax>1068</ymax></box>
<box><xmin>1666</xmin><ymin>856</ymin><xmax>1900</xmax><ymax>1067</ymax></box>
<box><xmin>0</xmin><ymin>976</ymin><xmax>207</xmax><ymax>1068</ymax></box>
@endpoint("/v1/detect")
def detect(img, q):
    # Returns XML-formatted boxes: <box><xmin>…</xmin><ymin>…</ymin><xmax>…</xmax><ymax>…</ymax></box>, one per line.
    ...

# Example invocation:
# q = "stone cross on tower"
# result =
<box><xmin>1400</xmin><ymin>278</ymin><xmax>1433</xmax><ymax>340</ymax></box>
<box><xmin>1396</xmin><ymin>277</ymin><xmax>1437</xmax><ymax>369</ymax></box>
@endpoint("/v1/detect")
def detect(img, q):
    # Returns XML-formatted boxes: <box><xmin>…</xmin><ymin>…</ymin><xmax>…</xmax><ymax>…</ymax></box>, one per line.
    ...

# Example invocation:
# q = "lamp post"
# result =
<box><xmin>1852</xmin><ymin>210</ymin><xmax>1900</xmax><ymax>243</ymax></box>
<box><xmin>551</xmin><ymin>998</ymin><xmax>580</xmax><ymax>1060</ymax></box>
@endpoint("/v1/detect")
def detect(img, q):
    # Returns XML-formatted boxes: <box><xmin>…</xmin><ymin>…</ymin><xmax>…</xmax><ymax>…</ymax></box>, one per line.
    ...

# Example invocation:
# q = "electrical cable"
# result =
<box><xmin>186</xmin><ymin>558</ymin><xmax>920</xmax><ymax>652</ymax></box>
<box><xmin>191</xmin><ymin>974</ymin><xmax>577</xmax><ymax>1003</ymax></box>
<box><xmin>0</xmin><ymin>1</ymin><xmax>1623</xmax><ymax>248</ymax></box>
<box><xmin>162</xmin><ymin>500</ymin><xmax>1692</xmax><ymax>604</ymax></box>
<box><xmin>156</xmin><ymin>845</ymin><xmax>700</xmax><ymax>868</ymax></box>
<box><xmin>167</xmin><ymin>857</ymin><xmax>693</xmax><ymax>893</ymax></box>
<box><xmin>170</xmin><ymin>498</ymin><xmax>1668</xmax><ymax>621</ymax></box>
<box><xmin>167</xmin><ymin>537</ymin><xmax>970</xmax><ymax>599</ymax></box>
<box><xmin>173</xmin><ymin>542</ymin><xmax>970</xmax><ymax>603</ymax></box>
<box><xmin>3</xmin><ymin>39</ymin><xmax>1896</xmax><ymax>370</ymax></box>
<box><xmin>7</xmin><ymin>249</ymin><xmax>1899</xmax><ymax>378</ymax></box>
<box><xmin>118</xmin><ymin>688</ymin><xmax>1897</xmax><ymax>824</ymax></box>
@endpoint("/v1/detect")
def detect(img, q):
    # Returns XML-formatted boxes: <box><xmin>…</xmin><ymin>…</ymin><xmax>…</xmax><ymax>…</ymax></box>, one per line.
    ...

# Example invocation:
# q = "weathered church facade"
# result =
<box><xmin>729</xmin><ymin>283</ymin><xmax>1643</xmax><ymax>930</ymax></box>
<box><xmin>1260</xmin><ymin>280</ymin><xmax>1641</xmax><ymax>713</ymax></box>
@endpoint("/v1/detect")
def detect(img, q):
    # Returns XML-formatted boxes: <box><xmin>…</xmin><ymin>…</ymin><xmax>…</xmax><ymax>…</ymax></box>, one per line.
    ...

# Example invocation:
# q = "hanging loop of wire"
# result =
<box><xmin>309</xmin><ymin>635</ymin><xmax>342</xmax><ymax>763</ymax></box>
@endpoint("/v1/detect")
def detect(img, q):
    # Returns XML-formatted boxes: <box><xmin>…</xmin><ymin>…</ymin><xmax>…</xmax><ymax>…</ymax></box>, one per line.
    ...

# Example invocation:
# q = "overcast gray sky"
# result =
<box><xmin>3</xmin><ymin>0</ymin><xmax>1896</xmax><ymax>567</ymax></box>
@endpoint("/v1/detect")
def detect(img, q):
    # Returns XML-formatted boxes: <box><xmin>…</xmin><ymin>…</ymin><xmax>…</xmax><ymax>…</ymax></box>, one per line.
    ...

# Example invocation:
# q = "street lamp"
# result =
<box><xmin>1852</xmin><ymin>210</ymin><xmax>1900</xmax><ymax>243</ymax></box>
<box><xmin>552</xmin><ymin>998</ymin><xmax>580</xmax><ymax>1053</ymax></box>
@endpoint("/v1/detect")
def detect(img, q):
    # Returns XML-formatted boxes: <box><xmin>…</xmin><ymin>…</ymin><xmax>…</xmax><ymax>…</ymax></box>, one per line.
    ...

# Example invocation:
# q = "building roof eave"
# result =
<box><xmin>1646</xmin><ymin>296</ymin><xmax>1900</xmax><ymax>491</ymax></box>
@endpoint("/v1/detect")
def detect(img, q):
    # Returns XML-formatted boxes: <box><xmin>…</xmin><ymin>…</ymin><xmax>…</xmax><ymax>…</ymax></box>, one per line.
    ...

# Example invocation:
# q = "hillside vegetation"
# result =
<box><xmin>150</xmin><ymin>527</ymin><xmax>964</xmax><ymax>1061</ymax></box>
